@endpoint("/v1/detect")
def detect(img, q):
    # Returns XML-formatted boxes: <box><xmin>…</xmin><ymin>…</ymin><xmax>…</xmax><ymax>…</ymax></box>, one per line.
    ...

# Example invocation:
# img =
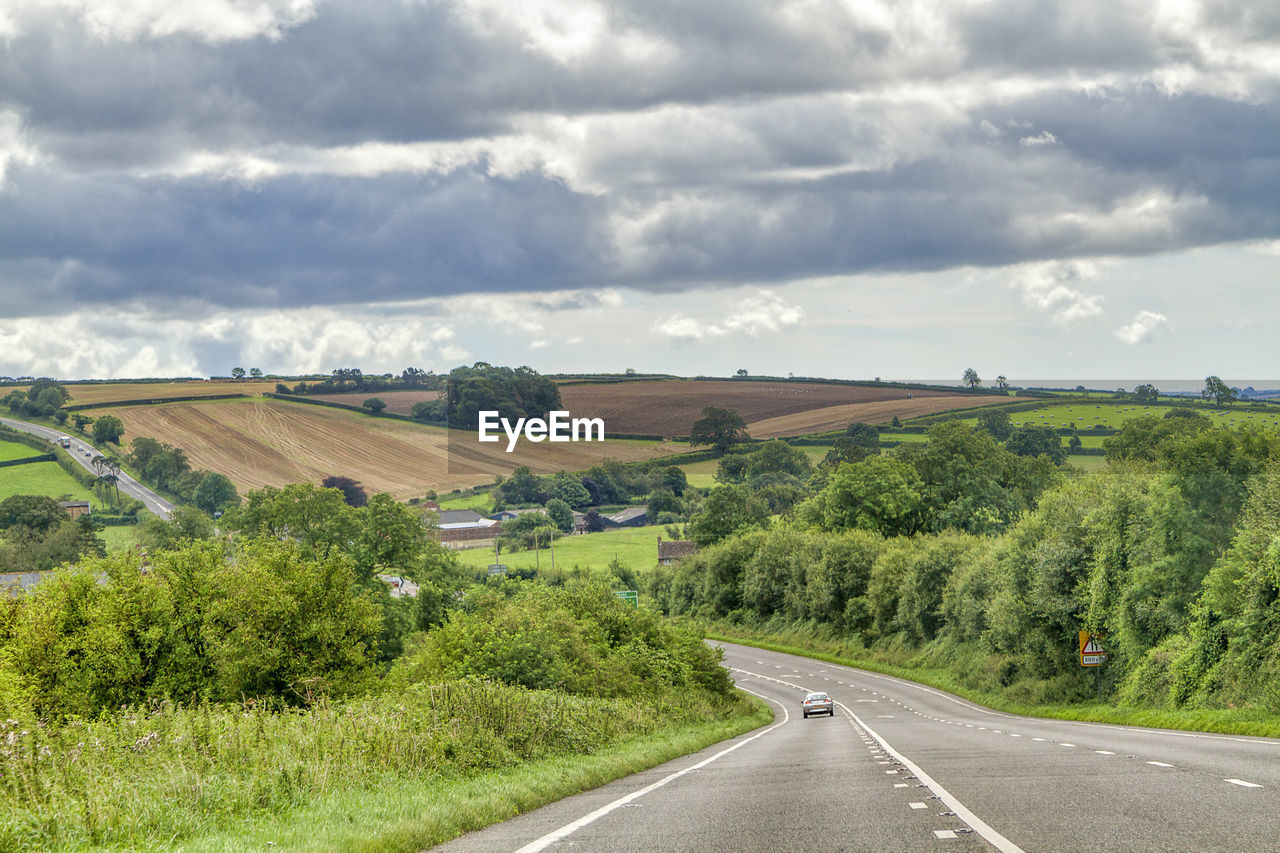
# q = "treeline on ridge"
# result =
<box><xmin>281</xmin><ymin>362</ymin><xmax>562</xmax><ymax>430</ymax></box>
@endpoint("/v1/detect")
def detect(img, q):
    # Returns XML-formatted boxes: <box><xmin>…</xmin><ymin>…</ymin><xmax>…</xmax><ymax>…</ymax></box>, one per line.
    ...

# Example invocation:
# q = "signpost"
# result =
<box><xmin>1080</xmin><ymin>630</ymin><xmax>1106</xmax><ymax>700</ymax></box>
<box><xmin>1078</xmin><ymin>631</ymin><xmax>1106</xmax><ymax>666</ymax></box>
<box><xmin>487</xmin><ymin>564</ymin><xmax>507</xmax><ymax>576</ymax></box>
<box><xmin>614</xmin><ymin>590</ymin><xmax>638</xmax><ymax>609</ymax></box>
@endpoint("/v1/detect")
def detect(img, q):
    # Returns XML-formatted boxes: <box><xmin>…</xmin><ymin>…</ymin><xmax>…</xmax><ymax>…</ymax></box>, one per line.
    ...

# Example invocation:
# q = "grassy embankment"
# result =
<box><xmin>0</xmin><ymin>682</ymin><xmax>768</xmax><ymax>852</ymax></box>
<box><xmin>707</xmin><ymin>624</ymin><xmax>1280</xmax><ymax>739</ymax></box>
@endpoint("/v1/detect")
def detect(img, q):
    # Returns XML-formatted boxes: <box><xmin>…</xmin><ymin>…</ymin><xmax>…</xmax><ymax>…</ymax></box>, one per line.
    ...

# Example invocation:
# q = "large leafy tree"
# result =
<box><xmin>1202</xmin><ymin>375</ymin><xmax>1237</xmax><ymax>406</ymax></box>
<box><xmin>689</xmin><ymin>406</ymin><xmax>750</xmax><ymax>455</ymax></box>
<box><xmin>687</xmin><ymin>484</ymin><xmax>769</xmax><ymax>546</ymax></box>
<box><xmin>227</xmin><ymin>482</ymin><xmax>362</xmax><ymax>563</ymax></box>
<box><xmin>811</xmin><ymin>454</ymin><xmax>923</xmax><ymax>537</ymax></box>
<box><xmin>92</xmin><ymin>414</ymin><xmax>124</xmax><ymax>445</ymax></box>
<box><xmin>976</xmin><ymin>407</ymin><xmax>1013</xmax><ymax>441</ymax></box>
<box><xmin>1005</xmin><ymin>426</ymin><xmax>1066</xmax><ymax>464</ymax></box>
<box><xmin>193</xmin><ymin>472</ymin><xmax>240</xmax><ymax>514</ymax></box>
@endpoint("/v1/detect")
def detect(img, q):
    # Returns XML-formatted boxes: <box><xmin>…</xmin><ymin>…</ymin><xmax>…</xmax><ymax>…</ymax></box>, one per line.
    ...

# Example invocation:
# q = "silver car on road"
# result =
<box><xmin>802</xmin><ymin>691</ymin><xmax>834</xmax><ymax>718</ymax></box>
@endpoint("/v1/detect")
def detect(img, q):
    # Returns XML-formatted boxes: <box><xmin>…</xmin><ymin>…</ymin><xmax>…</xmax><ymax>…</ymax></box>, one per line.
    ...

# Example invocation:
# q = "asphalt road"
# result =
<box><xmin>0</xmin><ymin>416</ymin><xmax>174</xmax><ymax>518</ymax></box>
<box><xmin>434</xmin><ymin>641</ymin><xmax>1280</xmax><ymax>852</ymax></box>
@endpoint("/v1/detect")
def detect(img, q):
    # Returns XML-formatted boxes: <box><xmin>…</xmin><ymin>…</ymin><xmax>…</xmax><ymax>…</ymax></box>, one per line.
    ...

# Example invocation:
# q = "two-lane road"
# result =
<box><xmin>0</xmin><ymin>416</ymin><xmax>174</xmax><ymax>518</ymax></box>
<box><xmin>435</xmin><ymin>642</ymin><xmax>1280</xmax><ymax>852</ymax></box>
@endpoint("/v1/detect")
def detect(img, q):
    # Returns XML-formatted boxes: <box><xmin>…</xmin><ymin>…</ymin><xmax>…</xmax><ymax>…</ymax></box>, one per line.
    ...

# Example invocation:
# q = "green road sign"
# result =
<box><xmin>614</xmin><ymin>589</ymin><xmax>638</xmax><ymax>608</ymax></box>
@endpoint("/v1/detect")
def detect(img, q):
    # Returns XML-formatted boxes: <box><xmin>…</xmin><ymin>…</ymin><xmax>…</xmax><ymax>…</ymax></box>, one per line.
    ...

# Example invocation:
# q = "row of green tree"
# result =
<box><xmin>279</xmin><ymin>363</ymin><xmax>562</xmax><ymax>432</ymax></box>
<box><xmin>0</xmin><ymin>479</ymin><xmax>732</xmax><ymax>723</ymax></box>
<box><xmin>654</xmin><ymin>409</ymin><xmax>1280</xmax><ymax>710</ymax></box>
<box><xmin>126</xmin><ymin>437</ymin><xmax>240</xmax><ymax>513</ymax></box>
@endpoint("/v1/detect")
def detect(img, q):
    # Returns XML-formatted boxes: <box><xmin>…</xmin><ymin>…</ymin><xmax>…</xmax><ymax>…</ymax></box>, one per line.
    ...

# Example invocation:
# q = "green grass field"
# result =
<box><xmin>678</xmin><ymin>446</ymin><xmax>830</xmax><ymax>488</ymax></box>
<box><xmin>1066</xmin><ymin>455</ymin><xmax>1109</xmax><ymax>472</ymax></box>
<box><xmin>0</xmin><ymin>460</ymin><xmax>94</xmax><ymax>503</ymax></box>
<box><xmin>454</xmin><ymin>525</ymin><xmax>673</xmax><ymax>575</ymax></box>
<box><xmin>437</xmin><ymin>491</ymin><xmax>496</xmax><ymax>513</ymax></box>
<box><xmin>935</xmin><ymin>401</ymin><xmax>1280</xmax><ymax>432</ymax></box>
<box><xmin>100</xmin><ymin>524</ymin><xmax>141</xmax><ymax>553</ymax></box>
<box><xmin>0</xmin><ymin>439</ymin><xmax>46</xmax><ymax>462</ymax></box>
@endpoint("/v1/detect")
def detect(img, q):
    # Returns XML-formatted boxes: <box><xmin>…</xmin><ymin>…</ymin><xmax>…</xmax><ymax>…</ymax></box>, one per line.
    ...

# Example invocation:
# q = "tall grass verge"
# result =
<box><xmin>0</xmin><ymin>680</ymin><xmax>763</xmax><ymax>851</ymax></box>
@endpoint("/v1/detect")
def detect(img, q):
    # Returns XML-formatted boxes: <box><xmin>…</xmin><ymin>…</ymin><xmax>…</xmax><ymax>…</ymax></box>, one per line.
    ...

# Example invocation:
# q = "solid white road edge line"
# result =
<box><xmin>513</xmin><ymin>686</ymin><xmax>788</xmax><ymax>853</ymax></box>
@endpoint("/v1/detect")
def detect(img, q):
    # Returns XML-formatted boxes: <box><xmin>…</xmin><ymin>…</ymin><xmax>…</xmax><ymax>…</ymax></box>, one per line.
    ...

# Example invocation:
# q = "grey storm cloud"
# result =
<box><xmin>1</xmin><ymin>0</ymin><xmax>1279</xmax><ymax>316</ymax></box>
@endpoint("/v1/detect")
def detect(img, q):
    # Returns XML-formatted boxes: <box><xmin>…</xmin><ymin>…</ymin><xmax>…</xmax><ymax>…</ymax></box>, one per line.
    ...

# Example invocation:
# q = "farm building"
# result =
<box><xmin>606</xmin><ymin>507</ymin><xmax>650</xmax><ymax>528</ymax></box>
<box><xmin>657</xmin><ymin>537</ymin><xmax>697</xmax><ymax>566</ymax></box>
<box><xmin>59</xmin><ymin>500</ymin><xmax>91</xmax><ymax>519</ymax></box>
<box><xmin>490</xmin><ymin>508</ymin><xmax>548</xmax><ymax>522</ymax></box>
<box><xmin>430</xmin><ymin>509</ymin><xmax>503</xmax><ymax>548</ymax></box>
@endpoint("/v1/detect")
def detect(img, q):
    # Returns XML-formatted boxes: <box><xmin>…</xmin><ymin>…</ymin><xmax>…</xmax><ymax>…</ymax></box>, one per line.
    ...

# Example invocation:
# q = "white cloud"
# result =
<box><xmin>0</xmin><ymin>111</ymin><xmax>38</xmax><ymax>186</ymax></box>
<box><xmin>651</xmin><ymin>313</ymin><xmax>706</xmax><ymax>342</ymax></box>
<box><xmin>7</xmin><ymin>0</ymin><xmax>316</xmax><ymax>43</ymax></box>
<box><xmin>1008</xmin><ymin>260</ymin><xmax>1105</xmax><ymax>324</ymax></box>
<box><xmin>1019</xmin><ymin>131</ymin><xmax>1060</xmax><ymax>146</ymax></box>
<box><xmin>720</xmin><ymin>290</ymin><xmax>806</xmax><ymax>335</ymax></box>
<box><xmin>1115</xmin><ymin>310</ymin><xmax>1170</xmax><ymax>344</ymax></box>
<box><xmin>652</xmin><ymin>290</ymin><xmax>805</xmax><ymax>341</ymax></box>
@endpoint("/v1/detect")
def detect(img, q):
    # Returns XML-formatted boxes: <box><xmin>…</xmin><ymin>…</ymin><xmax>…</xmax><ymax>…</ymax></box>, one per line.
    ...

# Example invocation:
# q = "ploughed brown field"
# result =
<box><xmin>558</xmin><ymin>380</ymin><xmax>1006</xmax><ymax>438</ymax></box>
<box><xmin>57</xmin><ymin>380</ymin><xmax>280</xmax><ymax>406</ymax></box>
<box><xmin>306</xmin><ymin>390</ymin><xmax>442</xmax><ymax>415</ymax></box>
<box><xmin>85</xmin><ymin>398</ymin><xmax>677</xmax><ymax>499</ymax></box>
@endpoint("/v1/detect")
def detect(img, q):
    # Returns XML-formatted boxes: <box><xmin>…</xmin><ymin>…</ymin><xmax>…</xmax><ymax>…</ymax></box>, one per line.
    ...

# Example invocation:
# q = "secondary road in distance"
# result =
<box><xmin>434</xmin><ymin>641</ymin><xmax>1280</xmax><ymax>852</ymax></box>
<box><xmin>0</xmin><ymin>416</ymin><xmax>174</xmax><ymax>518</ymax></box>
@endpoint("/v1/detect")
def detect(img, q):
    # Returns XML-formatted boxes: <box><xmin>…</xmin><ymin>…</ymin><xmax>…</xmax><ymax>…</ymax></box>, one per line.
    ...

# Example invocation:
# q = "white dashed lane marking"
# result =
<box><xmin>1225</xmin><ymin>779</ymin><xmax>1263</xmax><ymax>788</ymax></box>
<box><xmin>1147</xmin><ymin>761</ymin><xmax>1174</xmax><ymax>768</ymax></box>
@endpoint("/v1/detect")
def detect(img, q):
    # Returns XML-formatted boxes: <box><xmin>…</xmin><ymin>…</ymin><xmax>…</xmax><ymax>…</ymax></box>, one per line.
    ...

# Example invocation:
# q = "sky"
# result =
<box><xmin>1</xmin><ymin>0</ymin><xmax>1278</xmax><ymax>383</ymax></box>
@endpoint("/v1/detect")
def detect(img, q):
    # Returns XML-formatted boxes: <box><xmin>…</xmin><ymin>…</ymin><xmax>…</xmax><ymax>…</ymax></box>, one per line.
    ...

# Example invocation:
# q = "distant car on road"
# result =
<box><xmin>802</xmin><ymin>691</ymin><xmax>834</xmax><ymax>718</ymax></box>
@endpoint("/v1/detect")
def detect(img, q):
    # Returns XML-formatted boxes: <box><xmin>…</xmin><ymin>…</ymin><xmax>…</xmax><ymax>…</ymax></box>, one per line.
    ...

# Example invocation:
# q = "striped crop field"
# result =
<box><xmin>52</xmin><ymin>380</ymin><xmax>279</xmax><ymax>406</ymax></box>
<box><xmin>81</xmin><ymin>397</ymin><xmax>684</xmax><ymax>499</ymax></box>
<box><xmin>304</xmin><ymin>389</ymin><xmax>443</xmax><ymax>416</ymax></box>
<box><xmin>558</xmin><ymin>379</ymin><xmax>1006</xmax><ymax>438</ymax></box>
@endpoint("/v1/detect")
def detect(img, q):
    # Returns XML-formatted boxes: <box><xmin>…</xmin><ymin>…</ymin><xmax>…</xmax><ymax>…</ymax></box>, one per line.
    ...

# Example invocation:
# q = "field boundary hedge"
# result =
<box><xmin>0</xmin><ymin>453</ymin><xmax>56</xmax><ymax>468</ymax></box>
<box><xmin>64</xmin><ymin>393</ymin><xmax>250</xmax><ymax>411</ymax></box>
<box><xmin>0</xmin><ymin>424</ymin><xmax>97</xmax><ymax>490</ymax></box>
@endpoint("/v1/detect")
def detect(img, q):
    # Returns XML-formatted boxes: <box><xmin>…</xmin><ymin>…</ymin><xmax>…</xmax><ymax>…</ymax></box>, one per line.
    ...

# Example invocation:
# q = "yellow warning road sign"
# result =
<box><xmin>1079</xmin><ymin>631</ymin><xmax>1106</xmax><ymax>667</ymax></box>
